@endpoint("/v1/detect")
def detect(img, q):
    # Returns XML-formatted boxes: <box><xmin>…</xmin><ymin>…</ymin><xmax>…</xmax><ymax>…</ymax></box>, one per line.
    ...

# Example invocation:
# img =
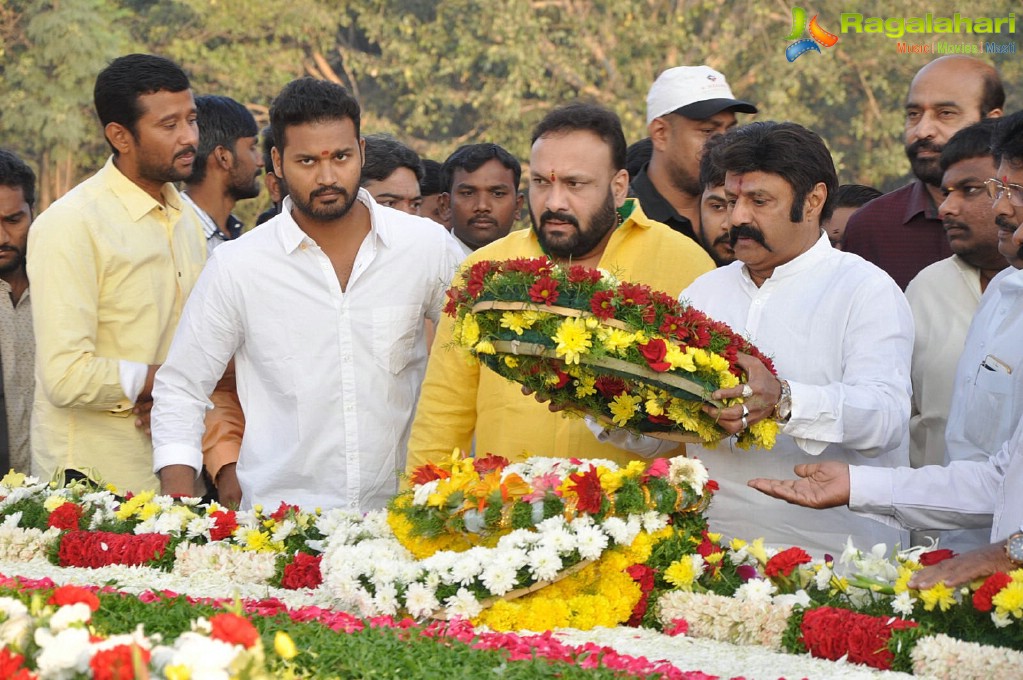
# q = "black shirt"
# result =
<box><xmin>629</xmin><ymin>163</ymin><xmax>696</xmax><ymax>241</ymax></box>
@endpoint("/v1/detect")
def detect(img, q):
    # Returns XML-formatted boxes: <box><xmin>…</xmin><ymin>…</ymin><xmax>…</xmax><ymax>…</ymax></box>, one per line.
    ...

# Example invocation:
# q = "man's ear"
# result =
<box><xmin>271</xmin><ymin>146</ymin><xmax>282</xmax><ymax>179</ymax></box>
<box><xmin>611</xmin><ymin>168</ymin><xmax>629</xmax><ymax>206</ymax></box>
<box><xmin>438</xmin><ymin>192</ymin><xmax>451</xmax><ymax>222</ymax></box>
<box><xmin>515</xmin><ymin>191</ymin><xmax>524</xmax><ymax>214</ymax></box>
<box><xmin>105</xmin><ymin>122</ymin><xmax>135</xmax><ymax>156</ymax></box>
<box><xmin>803</xmin><ymin>182</ymin><xmax>828</xmax><ymax>222</ymax></box>
<box><xmin>648</xmin><ymin>117</ymin><xmax>670</xmax><ymax>151</ymax></box>
<box><xmin>215</xmin><ymin>145</ymin><xmax>233</xmax><ymax>171</ymax></box>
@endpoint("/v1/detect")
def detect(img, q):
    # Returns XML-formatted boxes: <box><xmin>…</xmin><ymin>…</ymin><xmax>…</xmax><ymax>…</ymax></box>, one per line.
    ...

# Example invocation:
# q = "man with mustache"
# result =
<box><xmin>905</xmin><ymin>121</ymin><xmax>1004</xmax><ymax>474</ymax></box>
<box><xmin>441</xmin><ymin>143</ymin><xmax>523</xmax><ymax>256</ymax></box>
<box><xmin>359</xmin><ymin>134</ymin><xmax>424</xmax><ymax>216</ymax></box>
<box><xmin>664</xmin><ymin>122</ymin><xmax>913</xmax><ymax>556</ymax></box>
<box><xmin>153</xmin><ymin>78</ymin><xmax>462</xmax><ymax>510</ymax></box>
<box><xmin>749</xmin><ymin>111</ymin><xmax>1023</xmax><ymax>587</ymax></box>
<box><xmin>695</xmin><ymin>133</ymin><xmax>734</xmax><ymax>266</ymax></box>
<box><xmin>26</xmin><ymin>54</ymin><xmax>207</xmax><ymax>493</ymax></box>
<box><xmin>843</xmin><ymin>56</ymin><xmax>1004</xmax><ymax>289</ymax></box>
<box><xmin>0</xmin><ymin>149</ymin><xmax>36</xmax><ymax>475</ymax></box>
<box><xmin>406</xmin><ymin>103</ymin><xmax>714</xmax><ymax>471</ymax></box>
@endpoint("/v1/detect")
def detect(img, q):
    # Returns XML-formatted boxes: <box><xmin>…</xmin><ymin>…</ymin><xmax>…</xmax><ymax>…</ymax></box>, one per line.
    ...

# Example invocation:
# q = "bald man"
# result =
<box><xmin>843</xmin><ymin>56</ymin><xmax>1004</xmax><ymax>289</ymax></box>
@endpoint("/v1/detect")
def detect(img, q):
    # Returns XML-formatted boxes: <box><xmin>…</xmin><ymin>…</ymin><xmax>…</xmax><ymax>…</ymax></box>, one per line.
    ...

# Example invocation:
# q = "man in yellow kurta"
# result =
<box><xmin>407</xmin><ymin>103</ymin><xmax>714</xmax><ymax>472</ymax></box>
<box><xmin>27</xmin><ymin>54</ymin><xmax>206</xmax><ymax>493</ymax></box>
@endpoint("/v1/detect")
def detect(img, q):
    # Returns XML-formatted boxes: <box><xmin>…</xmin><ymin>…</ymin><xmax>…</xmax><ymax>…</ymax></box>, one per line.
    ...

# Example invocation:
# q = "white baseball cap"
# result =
<box><xmin>646</xmin><ymin>65</ymin><xmax>757</xmax><ymax>125</ymax></box>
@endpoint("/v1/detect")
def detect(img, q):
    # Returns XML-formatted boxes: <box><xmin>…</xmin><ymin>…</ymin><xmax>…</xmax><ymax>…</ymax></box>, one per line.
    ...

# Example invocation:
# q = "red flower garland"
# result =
<box><xmin>973</xmin><ymin>572</ymin><xmax>1013</xmax><ymax>612</ymax></box>
<box><xmin>281</xmin><ymin>553</ymin><xmax>323</xmax><ymax>590</ymax></box>
<box><xmin>47</xmin><ymin>503</ymin><xmax>83</xmax><ymax>531</ymax></box>
<box><xmin>57</xmin><ymin>531</ymin><xmax>171</xmax><ymax>569</ymax></box>
<box><xmin>800</xmin><ymin>606</ymin><xmax>917</xmax><ymax>670</ymax></box>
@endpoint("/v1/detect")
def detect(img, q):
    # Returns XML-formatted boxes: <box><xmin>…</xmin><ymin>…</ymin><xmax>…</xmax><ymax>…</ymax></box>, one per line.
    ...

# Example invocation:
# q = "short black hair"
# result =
<box><xmin>625</xmin><ymin>137</ymin><xmax>653</xmax><ymax>177</ymax></box>
<box><xmin>530</xmin><ymin>103</ymin><xmax>627</xmax><ymax>172</ymax></box>
<box><xmin>717</xmin><ymin>121</ymin><xmax>838</xmax><ymax>223</ymax></box>
<box><xmin>834</xmin><ymin>184</ymin><xmax>882</xmax><ymax>209</ymax></box>
<box><xmin>188</xmin><ymin>95</ymin><xmax>259</xmax><ymax>184</ymax></box>
<box><xmin>94</xmin><ymin>54</ymin><xmax>191</xmax><ymax>153</ymax></box>
<box><xmin>420</xmin><ymin>159</ymin><xmax>444</xmax><ymax>195</ymax></box>
<box><xmin>699</xmin><ymin>133</ymin><xmax>727</xmax><ymax>190</ymax></box>
<box><xmin>441</xmin><ymin>143</ymin><xmax>521</xmax><ymax>193</ymax></box>
<box><xmin>360</xmin><ymin>134</ymin><xmax>422</xmax><ymax>185</ymax></box>
<box><xmin>992</xmin><ymin>110</ymin><xmax>1023</xmax><ymax>167</ymax></box>
<box><xmin>0</xmin><ymin>149</ymin><xmax>36</xmax><ymax>209</ymax></box>
<box><xmin>270</xmin><ymin>77</ymin><xmax>361</xmax><ymax>153</ymax></box>
<box><xmin>939</xmin><ymin>118</ymin><xmax>1000</xmax><ymax>172</ymax></box>
<box><xmin>980</xmin><ymin>69</ymin><xmax>1006</xmax><ymax>117</ymax></box>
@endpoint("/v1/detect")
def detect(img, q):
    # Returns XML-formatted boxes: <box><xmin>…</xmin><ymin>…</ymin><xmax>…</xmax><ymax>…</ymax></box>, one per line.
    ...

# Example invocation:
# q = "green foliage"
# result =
<box><xmin>3</xmin><ymin>0</ymin><xmax>1021</xmax><ymax>210</ymax></box>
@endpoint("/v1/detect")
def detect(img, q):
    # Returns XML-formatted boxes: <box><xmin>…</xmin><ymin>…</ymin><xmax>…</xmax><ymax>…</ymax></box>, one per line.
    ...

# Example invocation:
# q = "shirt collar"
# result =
<box><xmin>902</xmin><ymin>179</ymin><xmax>939</xmax><ymax>224</ymax></box>
<box><xmin>742</xmin><ymin>231</ymin><xmax>832</xmax><ymax>285</ymax></box>
<box><xmin>997</xmin><ymin>265</ymin><xmax>1023</xmax><ymax>293</ymax></box>
<box><xmin>275</xmin><ymin>188</ymin><xmax>385</xmax><ymax>254</ymax></box>
<box><xmin>102</xmin><ymin>156</ymin><xmax>184</xmax><ymax>222</ymax></box>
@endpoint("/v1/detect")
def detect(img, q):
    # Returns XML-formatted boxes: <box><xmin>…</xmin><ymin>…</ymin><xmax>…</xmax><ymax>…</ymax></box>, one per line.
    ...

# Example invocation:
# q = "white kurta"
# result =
<box><xmin>941</xmin><ymin>265</ymin><xmax>1023</xmax><ymax>550</ymax></box>
<box><xmin>683</xmin><ymin>234</ymin><xmax>913</xmax><ymax>556</ymax></box>
<box><xmin>905</xmin><ymin>255</ymin><xmax>982</xmax><ymax>470</ymax></box>
<box><xmin>152</xmin><ymin>190</ymin><xmax>464</xmax><ymax>512</ymax></box>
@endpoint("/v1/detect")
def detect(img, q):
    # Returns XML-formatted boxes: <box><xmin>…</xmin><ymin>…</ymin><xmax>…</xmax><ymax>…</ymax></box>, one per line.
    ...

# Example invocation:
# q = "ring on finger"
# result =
<box><xmin>741</xmin><ymin>384</ymin><xmax>753</xmax><ymax>398</ymax></box>
<box><xmin>741</xmin><ymin>404</ymin><xmax>750</xmax><ymax>418</ymax></box>
<box><xmin>740</xmin><ymin>415</ymin><xmax>748</xmax><ymax>429</ymax></box>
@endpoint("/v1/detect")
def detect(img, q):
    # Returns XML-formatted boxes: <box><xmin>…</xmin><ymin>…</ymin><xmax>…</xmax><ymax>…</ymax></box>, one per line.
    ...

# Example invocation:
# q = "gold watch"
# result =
<box><xmin>1006</xmin><ymin>532</ymin><xmax>1023</xmax><ymax>567</ymax></box>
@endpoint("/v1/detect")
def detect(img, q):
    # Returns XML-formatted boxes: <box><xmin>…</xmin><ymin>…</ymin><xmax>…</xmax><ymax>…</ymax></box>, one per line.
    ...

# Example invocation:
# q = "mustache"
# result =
<box><xmin>942</xmin><ymin>218</ymin><xmax>970</xmax><ymax>231</ymax></box>
<box><xmin>174</xmin><ymin>146</ymin><xmax>197</xmax><ymax>160</ymax></box>
<box><xmin>0</xmin><ymin>245</ymin><xmax>23</xmax><ymax>256</ymax></box>
<box><xmin>729</xmin><ymin>224</ymin><xmax>772</xmax><ymax>250</ymax></box>
<box><xmin>540</xmin><ymin>210</ymin><xmax>580</xmax><ymax>229</ymax></box>
<box><xmin>712</xmin><ymin>232</ymin><xmax>732</xmax><ymax>247</ymax></box>
<box><xmin>996</xmin><ymin>215</ymin><xmax>1020</xmax><ymax>232</ymax></box>
<box><xmin>311</xmin><ymin>185</ymin><xmax>348</xmax><ymax>199</ymax></box>
<box><xmin>906</xmin><ymin>139</ymin><xmax>942</xmax><ymax>158</ymax></box>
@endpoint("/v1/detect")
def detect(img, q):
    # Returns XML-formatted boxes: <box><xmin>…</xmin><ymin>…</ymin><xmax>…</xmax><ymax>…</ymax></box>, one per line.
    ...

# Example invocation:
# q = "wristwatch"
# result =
<box><xmin>1005</xmin><ymin>532</ymin><xmax>1023</xmax><ymax>567</ymax></box>
<box><xmin>773</xmin><ymin>379</ymin><xmax>792</xmax><ymax>423</ymax></box>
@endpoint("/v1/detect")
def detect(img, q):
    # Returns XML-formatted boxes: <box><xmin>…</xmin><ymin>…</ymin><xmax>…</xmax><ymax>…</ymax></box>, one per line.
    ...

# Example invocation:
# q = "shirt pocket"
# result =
<box><xmin>963</xmin><ymin>361</ymin><xmax>1014</xmax><ymax>455</ymax></box>
<box><xmin>371</xmin><ymin>305</ymin><xmax>422</xmax><ymax>375</ymax></box>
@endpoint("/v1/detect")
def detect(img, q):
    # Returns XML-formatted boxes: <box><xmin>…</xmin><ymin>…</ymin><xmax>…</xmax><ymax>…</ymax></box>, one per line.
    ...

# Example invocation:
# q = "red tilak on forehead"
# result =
<box><xmin>321</xmin><ymin>150</ymin><xmax>330</xmax><ymax>157</ymax></box>
<box><xmin>550</xmin><ymin>170</ymin><xmax>556</xmax><ymax>182</ymax></box>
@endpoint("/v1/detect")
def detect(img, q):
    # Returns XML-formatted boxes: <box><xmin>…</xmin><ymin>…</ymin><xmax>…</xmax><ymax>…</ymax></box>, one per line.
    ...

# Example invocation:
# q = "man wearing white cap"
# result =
<box><xmin>630</xmin><ymin>65</ymin><xmax>757</xmax><ymax>249</ymax></box>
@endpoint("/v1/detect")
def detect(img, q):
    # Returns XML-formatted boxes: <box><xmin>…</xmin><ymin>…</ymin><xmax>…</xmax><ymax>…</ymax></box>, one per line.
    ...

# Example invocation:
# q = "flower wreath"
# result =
<box><xmin>444</xmin><ymin>257</ymin><xmax>778</xmax><ymax>449</ymax></box>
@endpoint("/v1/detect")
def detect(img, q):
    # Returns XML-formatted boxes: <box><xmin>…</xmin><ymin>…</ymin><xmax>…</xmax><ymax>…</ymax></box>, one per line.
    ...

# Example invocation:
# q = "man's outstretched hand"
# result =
<box><xmin>748</xmin><ymin>461</ymin><xmax>852</xmax><ymax>509</ymax></box>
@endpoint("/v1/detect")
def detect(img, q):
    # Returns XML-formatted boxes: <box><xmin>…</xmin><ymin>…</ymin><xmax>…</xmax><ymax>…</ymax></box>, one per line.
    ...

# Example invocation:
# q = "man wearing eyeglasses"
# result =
<box><xmin>750</xmin><ymin>111</ymin><xmax>1023</xmax><ymax>588</ymax></box>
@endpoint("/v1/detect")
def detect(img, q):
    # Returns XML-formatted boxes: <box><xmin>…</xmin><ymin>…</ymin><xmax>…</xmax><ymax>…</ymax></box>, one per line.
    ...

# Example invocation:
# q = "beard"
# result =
<box><xmin>530</xmin><ymin>189</ymin><xmax>618</xmax><ymax>259</ymax></box>
<box><xmin>227</xmin><ymin>169</ymin><xmax>262</xmax><ymax>201</ymax></box>
<box><xmin>905</xmin><ymin>139</ymin><xmax>944</xmax><ymax>186</ymax></box>
<box><xmin>139</xmin><ymin>145</ymin><xmax>197</xmax><ymax>185</ymax></box>
<box><xmin>290</xmin><ymin>183</ymin><xmax>359</xmax><ymax>222</ymax></box>
<box><xmin>667</xmin><ymin>158</ymin><xmax>702</xmax><ymax>197</ymax></box>
<box><xmin>0</xmin><ymin>245</ymin><xmax>25</xmax><ymax>275</ymax></box>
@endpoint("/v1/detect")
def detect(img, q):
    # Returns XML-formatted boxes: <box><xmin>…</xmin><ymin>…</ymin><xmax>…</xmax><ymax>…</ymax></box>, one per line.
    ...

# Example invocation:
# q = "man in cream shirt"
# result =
<box><xmin>27</xmin><ymin>54</ymin><xmax>206</xmax><ymax>492</ymax></box>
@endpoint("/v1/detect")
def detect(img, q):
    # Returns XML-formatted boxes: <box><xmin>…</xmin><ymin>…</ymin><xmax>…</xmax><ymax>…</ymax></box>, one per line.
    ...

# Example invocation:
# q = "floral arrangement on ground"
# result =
<box><xmin>0</xmin><ymin>465</ymin><xmax>1022</xmax><ymax>677</ymax></box>
<box><xmin>444</xmin><ymin>256</ymin><xmax>778</xmax><ymax>448</ymax></box>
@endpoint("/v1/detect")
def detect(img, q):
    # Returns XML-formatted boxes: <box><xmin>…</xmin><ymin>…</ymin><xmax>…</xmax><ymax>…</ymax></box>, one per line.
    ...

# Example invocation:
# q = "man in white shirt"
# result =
<box><xmin>181</xmin><ymin>95</ymin><xmax>264</xmax><ymax>254</ymax></box>
<box><xmin>683</xmin><ymin>122</ymin><xmax>913</xmax><ymax>556</ymax></box>
<box><xmin>152</xmin><ymin>78</ymin><xmax>463</xmax><ymax>511</ymax></box>
<box><xmin>906</xmin><ymin>120</ymin><xmax>1006</xmax><ymax>550</ymax></box>
<box><xmin>750</xmin><ymin>110</ymin><xmax>1023</xmax><ymax>587</ymax></box>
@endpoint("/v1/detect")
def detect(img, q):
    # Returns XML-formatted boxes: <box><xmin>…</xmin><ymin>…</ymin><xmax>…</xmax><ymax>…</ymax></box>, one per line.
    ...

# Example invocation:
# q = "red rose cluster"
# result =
<box><xmin>281</xmin><ymin>552</ymin><xmax>323</xmax><ymax>590</ymax></box>
<box><xmin>57</xmin><ymin>531</ymin><xmax>171</xmax><ymax>569</ymax></box>
<box><xmin>800</xmin><ymin>606</ymin><xmax>918</xmax><ymax>669</ymax></box>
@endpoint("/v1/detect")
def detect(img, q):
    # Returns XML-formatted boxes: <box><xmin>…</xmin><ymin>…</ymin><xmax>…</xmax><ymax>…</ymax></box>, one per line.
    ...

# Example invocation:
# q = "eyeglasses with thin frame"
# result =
<box><xmin>985</xmin><ymin>177</ymin><xmax>1023</xmax><ymax>207</ymax></box>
